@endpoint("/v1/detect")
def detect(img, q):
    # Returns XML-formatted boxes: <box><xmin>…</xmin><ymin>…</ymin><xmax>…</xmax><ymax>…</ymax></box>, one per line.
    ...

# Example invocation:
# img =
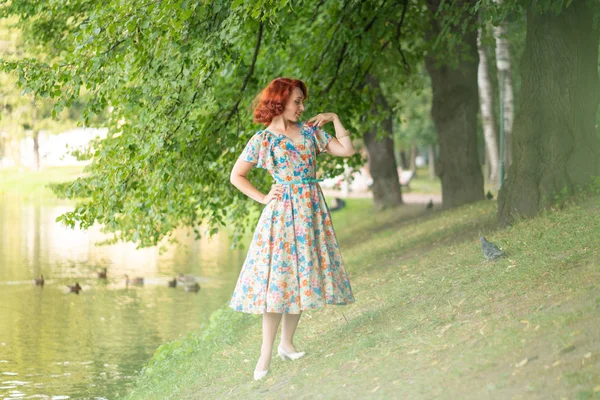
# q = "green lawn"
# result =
<box><xmin>406</xmin><ymin>167</ymin><xmax>441</xmax><ymax>195</ymax></box>
<box><xmin>121</xmin><ymin>192</ymin><xmax>600</xmax><ymax>399</ymax></box>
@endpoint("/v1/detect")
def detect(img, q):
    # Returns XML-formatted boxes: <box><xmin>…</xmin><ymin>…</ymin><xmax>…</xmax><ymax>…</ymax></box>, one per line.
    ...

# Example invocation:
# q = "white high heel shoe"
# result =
<box><xmin>254</xmin><ymin>369</ymin><xmax>269</xmax><ymax>380</ymax></box>
<box><xmin>277</xmin><ymin>345</ymin><xmax>306</xmax><ymax>361</ymax></box>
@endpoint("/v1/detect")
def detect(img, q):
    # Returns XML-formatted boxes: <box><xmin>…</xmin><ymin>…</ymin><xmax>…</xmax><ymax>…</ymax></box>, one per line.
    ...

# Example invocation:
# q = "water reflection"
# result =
<box><xmin>0</xmin><ymin>197</ymin><xmax>248</xmax><ymax>399</ymax></box>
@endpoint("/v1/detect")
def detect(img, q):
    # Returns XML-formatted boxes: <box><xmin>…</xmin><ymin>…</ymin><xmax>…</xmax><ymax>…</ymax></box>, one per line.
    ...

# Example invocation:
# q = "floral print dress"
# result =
<box><xmin>229</xmin><ymin>121</ymin><xmax>355</xmax><ymax>314</ymax></box>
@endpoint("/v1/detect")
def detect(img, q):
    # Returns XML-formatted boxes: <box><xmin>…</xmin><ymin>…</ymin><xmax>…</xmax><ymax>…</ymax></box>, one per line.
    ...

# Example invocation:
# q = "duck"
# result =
<box><xmin>124</xmin><ymin>274</ymin><xmax>144</xmax><ymax>286</ymax></box>
<box><xmin>184</xmin><ymin>282</ymin><xmax>201</xmax><ymax>292</ymax></box>
<box><xmin>67</xmin><ymin>282</ymin><xmax>82</xmax><ymax>294</ymax></box>
<box><xmin>97</xmin><ymin>268</ymin><xmax>108</xmax><ymax>279</ymax></box>
<box><xmin>34</xmin><ymin>274</ymin><xmax>45</xmax><ymax>286</ymax></box>
<box><xmin>168</xmin><ymin>277</ymin><xmax>177</xmax><ymax>288</ymax></box>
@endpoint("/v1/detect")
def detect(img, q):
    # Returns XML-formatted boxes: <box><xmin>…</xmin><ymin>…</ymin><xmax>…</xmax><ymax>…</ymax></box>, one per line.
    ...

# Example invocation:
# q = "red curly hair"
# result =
<box><xmin>252</xmin><ymin>78</ymin><xmax>308</xmax><ymax>126</ymax></box>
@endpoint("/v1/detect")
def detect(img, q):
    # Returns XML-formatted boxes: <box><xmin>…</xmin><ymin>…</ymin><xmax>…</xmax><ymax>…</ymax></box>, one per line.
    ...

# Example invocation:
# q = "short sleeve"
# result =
<box><xmin>313</xmin><ymin>126</ymin><xmax>333</xmax><ymax>154</ymax></box>
<box><xmin>239</xmin><ymin>133</ymin><xmax>266</xmax><ymax>168</ymax></box>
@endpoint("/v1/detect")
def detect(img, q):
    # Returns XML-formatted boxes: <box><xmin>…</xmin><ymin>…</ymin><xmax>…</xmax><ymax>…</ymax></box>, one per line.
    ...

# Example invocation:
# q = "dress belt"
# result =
<box><xmin>275</xmin><ymin>178</ymin><xmax>324</xmax><ymax>185</ymax></box>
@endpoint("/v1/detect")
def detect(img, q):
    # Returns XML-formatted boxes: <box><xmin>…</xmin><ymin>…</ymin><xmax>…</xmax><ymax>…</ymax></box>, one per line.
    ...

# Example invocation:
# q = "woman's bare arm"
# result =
<box><xmin>309</xmin><ymin>113</ymin><xmax>356</xmax><ymax>157</ymax></box>
<box><xmin>230</xmin><ymin>159</ymin><xmax>283</xmax><ymax>204</ymax></box>
<box><xmin>230</xmin><ymin>159</ymin><xmax>267</xmax><ymax>203</ymax></box>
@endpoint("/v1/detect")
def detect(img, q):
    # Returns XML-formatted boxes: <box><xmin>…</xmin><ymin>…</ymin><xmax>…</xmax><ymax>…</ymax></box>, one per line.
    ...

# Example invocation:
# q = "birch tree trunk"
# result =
<box><xmin>493</xmin><ymin>0</ymin><xmax>514</xmax><ymax>168</ymax></box>
<box><xmin>31</xmin><ymin>98</ymin><xmax>40</xmax><ymax>171</ymax></box>
<box><xmin>477</xmin><ymin>26</ymin><xmax>500</xmax><ymax>186</ymax></box>
<box><xmin>32</xmin><ymin>130</ymin><xmax>40</xmax><ymax>170</ymax></box>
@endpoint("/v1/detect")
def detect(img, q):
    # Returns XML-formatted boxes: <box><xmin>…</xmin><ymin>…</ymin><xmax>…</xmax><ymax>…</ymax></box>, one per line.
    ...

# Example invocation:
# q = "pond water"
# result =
<box><xmin>0</xmin><ymin>197</ymin><xmax>248</xmax><ymax>399</ymax></box>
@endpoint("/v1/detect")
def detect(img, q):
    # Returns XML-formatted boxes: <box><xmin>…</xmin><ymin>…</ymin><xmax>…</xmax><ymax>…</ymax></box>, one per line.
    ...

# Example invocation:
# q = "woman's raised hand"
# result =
<box><xmin>261</xmin><ymin>184</ymin><xmax>284</xmax><ymax>205</ymax></box>
<box><xmin>307</xmin><ymin>113</ymin><xmax>338</xmax><ymax>128</ymax></box>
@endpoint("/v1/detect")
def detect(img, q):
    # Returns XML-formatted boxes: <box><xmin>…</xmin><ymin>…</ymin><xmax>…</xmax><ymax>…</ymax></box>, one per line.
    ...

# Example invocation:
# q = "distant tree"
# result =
<box><xmin>391</xmin><ymin>69</ymin><xmax>437</xmax><ymax>177</ymax></box>
<box><xmin>425</xmin><ymin>0</ymin><xmax>484</xmax><ymax>208</ymax></box>
<box><xmin>0</xmin><ymin>17</ymin><xmax>92</xmax><ymax>168</ymax></box>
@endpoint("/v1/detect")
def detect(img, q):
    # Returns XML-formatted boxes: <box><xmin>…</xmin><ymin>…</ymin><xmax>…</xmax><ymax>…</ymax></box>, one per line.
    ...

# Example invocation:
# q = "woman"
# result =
<box><xmin>229</xmin><ymin>77</ymin><xmax>356</xmax><ymax>380</ymax></box>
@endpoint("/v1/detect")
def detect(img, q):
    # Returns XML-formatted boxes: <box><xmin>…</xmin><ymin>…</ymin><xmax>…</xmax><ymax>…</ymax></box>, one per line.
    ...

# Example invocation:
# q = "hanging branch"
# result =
<box><xmin>311</xmin><ymin>0</ymin><xmax>326</xmax><ymax>23</ymax></box>
<box><xmin>312</xmin><ymin>0</ymin><xmax>351</xmax><ymax>74</ymax></box>
<box><xmin>349</xmin><ymin>59</ymin><xmax>374</xmax><ymax>91</ymax></box>
<box><xmin>321</xmin><ymin>0</ymin><xmax>388</xmax><ymax>96</ymax></box>
<box><xmin>184</xmin><ymin>17</ymin><xmax>264</xmax><ymax>148</ymax></box>
<box><xmin>224</xmin><ymin>19</ymin><xmax>264</xmax><ymax>127</ymax></box>
<box><xmin>364</xmin><ymin>0</ymin><xmax>387</xmax><ymax>32</ymax></box>
<box><xmin>173</xmin><ymin>90</ymin><xmax>198</xmax><ymax>135</ymax></box>
<box><xmin>395</xmin><ymin>0</ymin><xmax>410</xmax><ymax>73</ymax></box>
<box><xmin>323</xmin><ymin>42</ymin><xmax>348</xmax><ymax>95</ymax></box>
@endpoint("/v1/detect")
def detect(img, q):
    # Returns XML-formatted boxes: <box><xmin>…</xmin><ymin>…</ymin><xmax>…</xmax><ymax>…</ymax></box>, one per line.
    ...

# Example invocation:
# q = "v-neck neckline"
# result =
<box><xmin>265</xmin><ymin>122</ymin><xmax>306</xmax><ymax>145</ymax></box>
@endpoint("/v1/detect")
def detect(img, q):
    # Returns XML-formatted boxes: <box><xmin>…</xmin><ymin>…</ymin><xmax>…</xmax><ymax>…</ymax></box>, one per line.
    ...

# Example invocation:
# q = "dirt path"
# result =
<box><xmin>321</xmin><ymin>189</ymin><xmax>442</xmax><ymax>204</ymax></box>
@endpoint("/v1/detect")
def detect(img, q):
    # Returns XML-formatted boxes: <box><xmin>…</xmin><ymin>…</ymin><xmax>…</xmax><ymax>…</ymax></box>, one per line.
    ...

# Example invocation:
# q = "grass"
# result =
<box><xmin>0</xmin><ymin>166</ymin><xmax>84</xmax><ymax>200</ymax></box>
<box><xmin>121</xmin><ymin>192</ymin><xmax>600</xmax><ymax>400</ymax></box>
<box><xmin>406</xmin><ymin>167</ymin><xmax>441</xmax><ymax>195</ymax></box>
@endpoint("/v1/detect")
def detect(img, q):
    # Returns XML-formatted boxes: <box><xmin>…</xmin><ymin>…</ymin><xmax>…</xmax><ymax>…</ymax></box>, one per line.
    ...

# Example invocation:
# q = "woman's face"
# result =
<box><xmin>282</xmin><ymin>86</ymin><xmax>305</xmax><ymax>122</ymax></box>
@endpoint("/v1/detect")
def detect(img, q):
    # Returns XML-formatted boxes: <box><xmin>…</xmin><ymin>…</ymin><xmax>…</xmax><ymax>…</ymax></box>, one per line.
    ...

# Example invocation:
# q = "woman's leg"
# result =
<box><xmin>255</xmin><ymin>312</ymin><xmax>282</xmax><ymax>371</ymax></box>
<box><xmin>280</xmin><ymin>311</ymin><xmax>302</xmax><ymax>352</ymax></box>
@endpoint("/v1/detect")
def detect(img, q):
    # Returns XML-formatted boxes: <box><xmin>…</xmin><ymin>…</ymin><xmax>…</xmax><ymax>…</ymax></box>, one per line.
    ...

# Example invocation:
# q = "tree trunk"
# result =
<box><xmin>498</xmin><ymin>2</ymin><xmax>600</xmax><ymax>226</ymax></box>
<box><xmin>409</xmin><ymin>143</ymin><xmax>417</xmax><ymax>171</ymax></box>
<box><xmin>32</xmin><ymin>130</ymin><xmax>40</xmax><ymax>170</ymax></box>
<box><xmin>428</xmin><ymin>144</ymin><xmax>436</xmax><ymax>180</ymax></box>
<box><xmin>483</xmin><ymin>144</ymin><xmax>490</xmax><ymax>183</ymax></box>
<box><xmin>399</xmin><ymin>150</ymin><xmax>409</xmax><ymax>170</ymax></box>
<box><xmin>477</xmin><ymin>26</ymin><xmax>500</xmax><ymax>186</ymax></box>
<box><xmin>425</xmin><ymin>0</ymin><xmax>484</xmax><ymax>208</ymax></box>
<box><xmin>363</xmin><ymin>74</ymin><xmax>403</xmax><ymax>211</ymax></box>
<box><xmin>31</xmin><ymin>98</ymin><xmax>40</xmax><ymax>170</ymax></box>
<box><xmin>493</xmin><ymin>0</ymin><xmax>515</xmax><ymax>169</ymax></box>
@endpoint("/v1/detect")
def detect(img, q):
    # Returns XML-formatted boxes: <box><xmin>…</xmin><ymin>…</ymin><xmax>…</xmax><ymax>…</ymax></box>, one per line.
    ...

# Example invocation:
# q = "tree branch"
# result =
<box><xmin>349</xmin><ymin>60</ymin><xmax>374</xmax><ymax>92</ymax></box>
<box><xmin>172</xmin><ymin>90</ymin><xmax>198</xmax><ymax>135</ymax></box>
<box><xmin>312</xmin><ymin>0</ymin><xmax>352</xmax><ymax>74</ymax></box>
<box><xmin>311</xmin><ymin>0</ymin><xmax>326</xmax><ymax>23</ymax></box>
<box><xmin>323</xmin><ymin>42</ymin><xmax>348</xmax><ymax>95</ymax></box>
<box><xmin>364</xmin><ymin>0</ymin><xmax>387</xmax><ymax>33</ymax></box>
<box><xmin>395</xmin><ymin>0</ymin><xmax>410</xmax><ymax>73</ymax></box>
<box><xmin>318</xmin><ymin>0</ymin><xmax>390</xmax><ymax>95</ymax></box>
<box><xmin>224</xmin><ymin>19</ymin><xmax>264</xmax><ymax>127</ymax></box>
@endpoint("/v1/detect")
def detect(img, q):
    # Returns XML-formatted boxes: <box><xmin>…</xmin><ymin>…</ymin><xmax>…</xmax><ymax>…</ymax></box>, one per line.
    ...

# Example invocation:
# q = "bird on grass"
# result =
<box><xmin>329</xmin><ymin>198</ymin><xmax>346</xmax><ymax>212</ymax></box>
<box><xmin>168</xmin><ymin>278</ymin><xmax>177</xmax><ymax>288</ymax></box>
<box><xmin>480</xmin><ymin>236</ymin><xmax>505</xmax><ymax>260</ymax></box>
<box><xmin>67</xmin><ymin>282</ymin><xmax>82</xmax><ymax>294</ymax></box>
<box><xmin>426</xmin><ymin>199</ymin><xmax>433</xmax><ymax>210</ymax></box>
<box><xmin>34</xmin><ymin>274</ymin><xmax>45</xmax><ymax>286</ymax></box>
<box><xmin>486</xmin><ymin>191</ymin><xmax>494</xmax><ymax>200</ymax></box>
<box><xmin>184</xmin><ymin>282</ymin><xmax>201</xmax><ymax>292</ymax></box>
<box><xmin>97</xmin><ymin>268</ymin><xmax>108</xmax><ymax>279</ymax></box>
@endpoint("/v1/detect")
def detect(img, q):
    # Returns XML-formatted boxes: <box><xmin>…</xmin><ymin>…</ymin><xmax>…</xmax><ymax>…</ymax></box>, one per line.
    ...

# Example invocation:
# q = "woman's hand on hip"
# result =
<box><xmin>261</xmin><ymin>184</ymin><xmax>284</xmax><ymax>205</ymax></box>
<box><xmin>307</xmin><ymin>113</ymin><xmax>338</xmax><ymax>128</ymax></box>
